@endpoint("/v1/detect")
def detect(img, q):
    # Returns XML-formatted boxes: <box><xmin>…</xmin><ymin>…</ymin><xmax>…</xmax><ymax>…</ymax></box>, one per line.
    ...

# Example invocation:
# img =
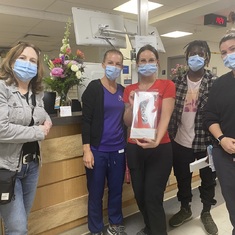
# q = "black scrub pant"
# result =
<box><xmin>127</xmin><ymin>142</ymin><xmax>173</xmax><ymax>235</ymax></box>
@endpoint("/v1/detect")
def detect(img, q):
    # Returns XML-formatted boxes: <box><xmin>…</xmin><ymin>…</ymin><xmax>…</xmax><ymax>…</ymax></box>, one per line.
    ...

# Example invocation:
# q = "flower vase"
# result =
<box><xmin>60</xmin><ymin>91</ymin><xmax>71</xmax><ymax>107</ymax></box>
<box><xmin>59</xmin><ymin>91</ymin><xmax>72</xmax><ymax>117</ymax></box>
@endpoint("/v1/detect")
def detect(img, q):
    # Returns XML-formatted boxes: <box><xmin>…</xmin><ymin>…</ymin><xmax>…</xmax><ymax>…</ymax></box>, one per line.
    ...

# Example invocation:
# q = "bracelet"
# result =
<box><xmin>216</xmin><ymin>134</ymin><xmax>225</xmax><ymax>144</ymax></box>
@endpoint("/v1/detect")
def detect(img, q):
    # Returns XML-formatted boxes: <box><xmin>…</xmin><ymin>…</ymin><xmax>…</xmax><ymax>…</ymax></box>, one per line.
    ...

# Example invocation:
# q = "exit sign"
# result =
<box><xmin>204</xmin><ymin>13</ymin><xmax>227</xmax><ymax>27</ymax></box>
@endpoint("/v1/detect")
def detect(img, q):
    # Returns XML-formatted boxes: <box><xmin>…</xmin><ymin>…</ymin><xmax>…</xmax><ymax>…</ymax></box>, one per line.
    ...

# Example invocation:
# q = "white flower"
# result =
<box><xmin>71</xmin><ymin>64</ymin><xmax>79</xmax><ymax>72</ymax></box>
<box><xmin>60</xmin><ymin>45</ymin><xmax>66</xmax><ymax>52</ymax></box>
<box><xmin>76</xmin><ymin>70</ymin><xmax>82</xmax><ymax>78</ymax></box>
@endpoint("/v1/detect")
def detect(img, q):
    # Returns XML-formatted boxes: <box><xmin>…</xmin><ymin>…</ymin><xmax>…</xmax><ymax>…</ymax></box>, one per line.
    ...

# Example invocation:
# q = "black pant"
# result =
<box><xmin>213</xmin><ymin>145</ymin><xmax>235</xmax><ymax>235</ymax></box>
<box><xmin>172</xmin><ymin>141</ymin><xmax>217</xmax><ymax>208</ymax></box>
<box><xmin>127</xmin><ymin>142</ymin><xmax>173</xmax><ymax>235</ymax></box>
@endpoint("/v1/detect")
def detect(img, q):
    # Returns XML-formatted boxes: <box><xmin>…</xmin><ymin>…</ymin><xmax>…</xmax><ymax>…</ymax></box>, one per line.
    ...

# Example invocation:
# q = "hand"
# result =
<box><xmin>135</xmin><ymin>138</ymin><xmax>160</xmax><ymax>149</ymax></box>
<box><xmin>83</xmin><ymin>150</ymin><xmax>95</xmax><ymax>169</ymax></box>
<box><xmin>39</xmin><ymin>120</ymin><xmax>52</xmax><ymax>136</ymax></box>
<box><xmin>220</xmin><ymin>137</ymin><xmax>235</xmax><ymax>155</ymax></box>
<box><xmin>44</xmin><ymin>120</ymin><xmax>52</xmax><ymax>129</ymax></box>
<box><xmin>129</xmin><ymin>90</ymin><xmax>135</xmax><ymax>107</ymax></box>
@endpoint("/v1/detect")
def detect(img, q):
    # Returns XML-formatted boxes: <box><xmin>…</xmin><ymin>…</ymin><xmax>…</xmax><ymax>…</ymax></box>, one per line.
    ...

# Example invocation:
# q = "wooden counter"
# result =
<box><xmin>23</xmin><ymin>112</ymin><xmax>198</xmax><ymax>235</ymax></box>
<box><xmin>25</xmin><ymin>112</ymin><xmax>135</xmax><ymax>235</ymax></box>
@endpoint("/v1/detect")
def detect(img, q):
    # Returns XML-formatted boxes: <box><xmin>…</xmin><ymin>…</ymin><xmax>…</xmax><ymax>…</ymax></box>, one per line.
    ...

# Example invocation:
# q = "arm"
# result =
<box><xmin>123</xmin><ymin>90</ymin><xmax>135</xmax><ymax>127</ymax></box>
<box><xmin>136</xmin><ymin>97</ymin><xmax>175</xmax><ymax>148</ymax></box>
<box><xmin>36</xmin><ymin>92</ymin><xmax>52</xmax><ymax>135</ymax></box>
<box><xmin>0</xmin><ymin>84</ymin><xmax>46</xmax><ymax>143</ymax></box>
<box><xmin>155</xmin><ymin>97</ymin><xmax>175</xmax><ymax>144</ymax></box>
<box><xmin>123</xmin><ymin>103</ymin><xmax>133</xmax><ymax>127</ymax></box>
<box><xmin>204</xmin><ymin>78</ymin><xmax>235</xmax><ymax>154</ymax></box>
<box><xmin>81</xmin><ymin>82</ymin><xmax>96</xmax><ymax>169</ymax></box>
<box><xmin>83</xmin><ymin>143</ymin><xmax>94</xmax><ymax>169</ymax></box>
<box><xmin>208</xmin><ymin>123</ymin><xmax>235</xmax><ymax>155</ymax></box>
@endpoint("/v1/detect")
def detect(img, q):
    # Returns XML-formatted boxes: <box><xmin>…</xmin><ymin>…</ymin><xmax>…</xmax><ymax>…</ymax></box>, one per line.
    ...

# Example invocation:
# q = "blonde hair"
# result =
<box><xmin>219</xmin><ymin>28</ymin><xmax>235</xmax><ymax>47</ymax></box>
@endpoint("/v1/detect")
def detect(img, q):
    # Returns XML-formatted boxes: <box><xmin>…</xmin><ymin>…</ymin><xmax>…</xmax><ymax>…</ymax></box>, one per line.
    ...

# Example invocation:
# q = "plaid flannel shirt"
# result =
<box><xmin>168</xmin><ymin>70</ymin><xmax>215</xmax><ymax>152</ymax></box>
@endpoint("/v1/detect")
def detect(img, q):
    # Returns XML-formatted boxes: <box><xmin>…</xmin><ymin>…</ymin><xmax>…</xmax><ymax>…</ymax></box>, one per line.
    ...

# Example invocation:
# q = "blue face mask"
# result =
<box><xmin>138</xmin><ymin>64</ymin><xmax>158</xmax><ymax>76</ymax></box>
<box><xmin>105</xmin><ymin>65</ymin><xmax>122</xmax><ymax>81</ymax></box>
<box><xmin>188</xmin><ymin>55</ymin><xmax>205</xmax><ymax>72</ymax></box>
<box><xmin>13</xmin><ymin>59</ymin><xmax>37</xmax><ymax>82</ymax></box>
<box><xmin>223</xmin><ymin>52</ymin><xmax>235</xmax><ymax>70</ymax></box>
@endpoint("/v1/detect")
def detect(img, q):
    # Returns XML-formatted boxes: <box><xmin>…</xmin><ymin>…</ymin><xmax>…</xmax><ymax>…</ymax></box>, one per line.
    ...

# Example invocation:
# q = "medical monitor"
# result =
<box><xmin>124</xmin><ymin>19</ymin><xmax>166</xmax><ymax>53</ymax></box>
<box><xmin>72</xmin><ymin>8</ymin><xmax>127</xmax><ymax>48</ymax></box>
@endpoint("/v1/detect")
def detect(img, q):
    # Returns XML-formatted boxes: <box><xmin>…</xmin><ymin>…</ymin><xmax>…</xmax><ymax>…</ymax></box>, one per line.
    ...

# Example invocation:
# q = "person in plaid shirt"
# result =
<box><xmin>168</xmin><ymin>40</ymin><xmax>218</xmax><ymax>235</ymax></box>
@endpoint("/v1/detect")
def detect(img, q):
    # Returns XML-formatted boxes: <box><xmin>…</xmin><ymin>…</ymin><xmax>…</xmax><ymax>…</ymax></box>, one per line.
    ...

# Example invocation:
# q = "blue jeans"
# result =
<box><xmin>86</xmin><ymin>150</ymin><xmax>126</xmax><ymax>233</ymax></box>
<box><xmin>0</xmin><ymin>160</ymin><xmax>39</xmax><ymax>235</ymax></box>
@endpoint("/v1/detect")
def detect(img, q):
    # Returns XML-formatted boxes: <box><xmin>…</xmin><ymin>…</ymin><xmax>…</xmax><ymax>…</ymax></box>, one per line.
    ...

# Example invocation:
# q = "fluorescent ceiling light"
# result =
<box><xmin>161</xmin><ymin>31</ymin><xmax>192</xmax><ymax>38</ymax></box>
<box><xmin>114</xmin><ymin>0</ymin><xmax>163</xmax><ymax>14</ymax></box>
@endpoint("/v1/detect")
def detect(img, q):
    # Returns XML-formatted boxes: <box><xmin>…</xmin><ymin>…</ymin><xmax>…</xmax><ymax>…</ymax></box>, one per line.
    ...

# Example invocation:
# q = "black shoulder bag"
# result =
<box><xmin>0</xmin><ymin>169</ymin><xmax>18</xmax><ymax>204</ymax></box>
<box><xmin>0</xmin><ymin>153</ymin><xmax>21</xmax><ymax>204</ymax></box>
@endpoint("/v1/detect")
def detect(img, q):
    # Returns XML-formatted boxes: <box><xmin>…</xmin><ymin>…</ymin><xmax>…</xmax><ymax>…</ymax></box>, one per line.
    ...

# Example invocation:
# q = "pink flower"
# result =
<box><xmin>51</xmin><ymin>67</ymin><xmax>64</xmax><ymax>77</ymax></box>
<box><xmin>171</xmin><ymin>64</ymin><xmax>187</xmax><ymax>77</ymax></box>
<box><xmin>66</xmin><ymin>48</ymin><xmax>72</xmax><ymax>54</ymax></box>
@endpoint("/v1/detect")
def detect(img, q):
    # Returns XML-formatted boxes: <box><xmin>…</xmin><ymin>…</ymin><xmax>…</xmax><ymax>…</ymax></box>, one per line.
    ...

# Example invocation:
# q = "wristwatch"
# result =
<box><xmin>216</xmin><ymin>134</ymin><xmax>225</xmax><ymax>144</ymax></box>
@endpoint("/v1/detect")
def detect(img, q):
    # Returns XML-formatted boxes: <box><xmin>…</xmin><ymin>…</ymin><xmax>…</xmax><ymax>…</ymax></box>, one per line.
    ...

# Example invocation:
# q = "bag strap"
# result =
<box><xmin>31</xmin><ymin>93</ymin><xmax>36</xmax><ymax>115</ymax></box>
<box><xmin>31</xmin><ymin>93</ymin><xmax>36</xmax><ymax>107</ymax></box>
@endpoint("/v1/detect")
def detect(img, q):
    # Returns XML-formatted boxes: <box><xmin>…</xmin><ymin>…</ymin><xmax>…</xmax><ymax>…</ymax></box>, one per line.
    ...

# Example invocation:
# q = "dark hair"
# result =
<box><xmin>219</xmin><ymin>28</ymin><xmax>235</xmax><ymax>47</ymax></box>
<box><xmin>136</xmin><ymin>44</ymin><xmax>159</xmax><ymax>63</ymax></box>
<box><xmin>0</xmin><ymin>41</ymin><xmax>44</xmax><ymax>93</ymax></box>
<box><xmin>103</xmin><ymin>49</ymin><xmax>124</xmax><ymax>63</ymax></box>
<box><xmin>184</xmin><ymin>40</ymin><xmax>211</xmax><ymax>65</ymax></box>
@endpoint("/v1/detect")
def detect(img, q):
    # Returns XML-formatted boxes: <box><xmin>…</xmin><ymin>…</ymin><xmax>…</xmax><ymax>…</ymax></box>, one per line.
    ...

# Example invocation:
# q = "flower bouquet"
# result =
<box><xmin>43</xmin><ymin>19</ymin><xmax>85</xmax><ymax>107</ymax></box>
<box><xmin>170</xmin><ymin>64</ymin><xmax>188</xmax><ymax>78</ymax></box>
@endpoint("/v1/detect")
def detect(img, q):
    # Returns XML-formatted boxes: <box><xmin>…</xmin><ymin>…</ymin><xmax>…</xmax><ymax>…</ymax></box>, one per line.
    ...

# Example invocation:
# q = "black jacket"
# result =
<box><xmin>81</xmin><ymin>79</ymin><xmax>126</xmax><ymax>147</ymax></box>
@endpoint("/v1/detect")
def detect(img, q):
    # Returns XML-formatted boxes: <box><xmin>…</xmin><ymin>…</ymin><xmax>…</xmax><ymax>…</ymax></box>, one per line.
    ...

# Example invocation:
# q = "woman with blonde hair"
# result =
<box><xmin>204</xmin><ymin>29</ymin><xmax>235</xmax><ymax>235</ymax></box>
